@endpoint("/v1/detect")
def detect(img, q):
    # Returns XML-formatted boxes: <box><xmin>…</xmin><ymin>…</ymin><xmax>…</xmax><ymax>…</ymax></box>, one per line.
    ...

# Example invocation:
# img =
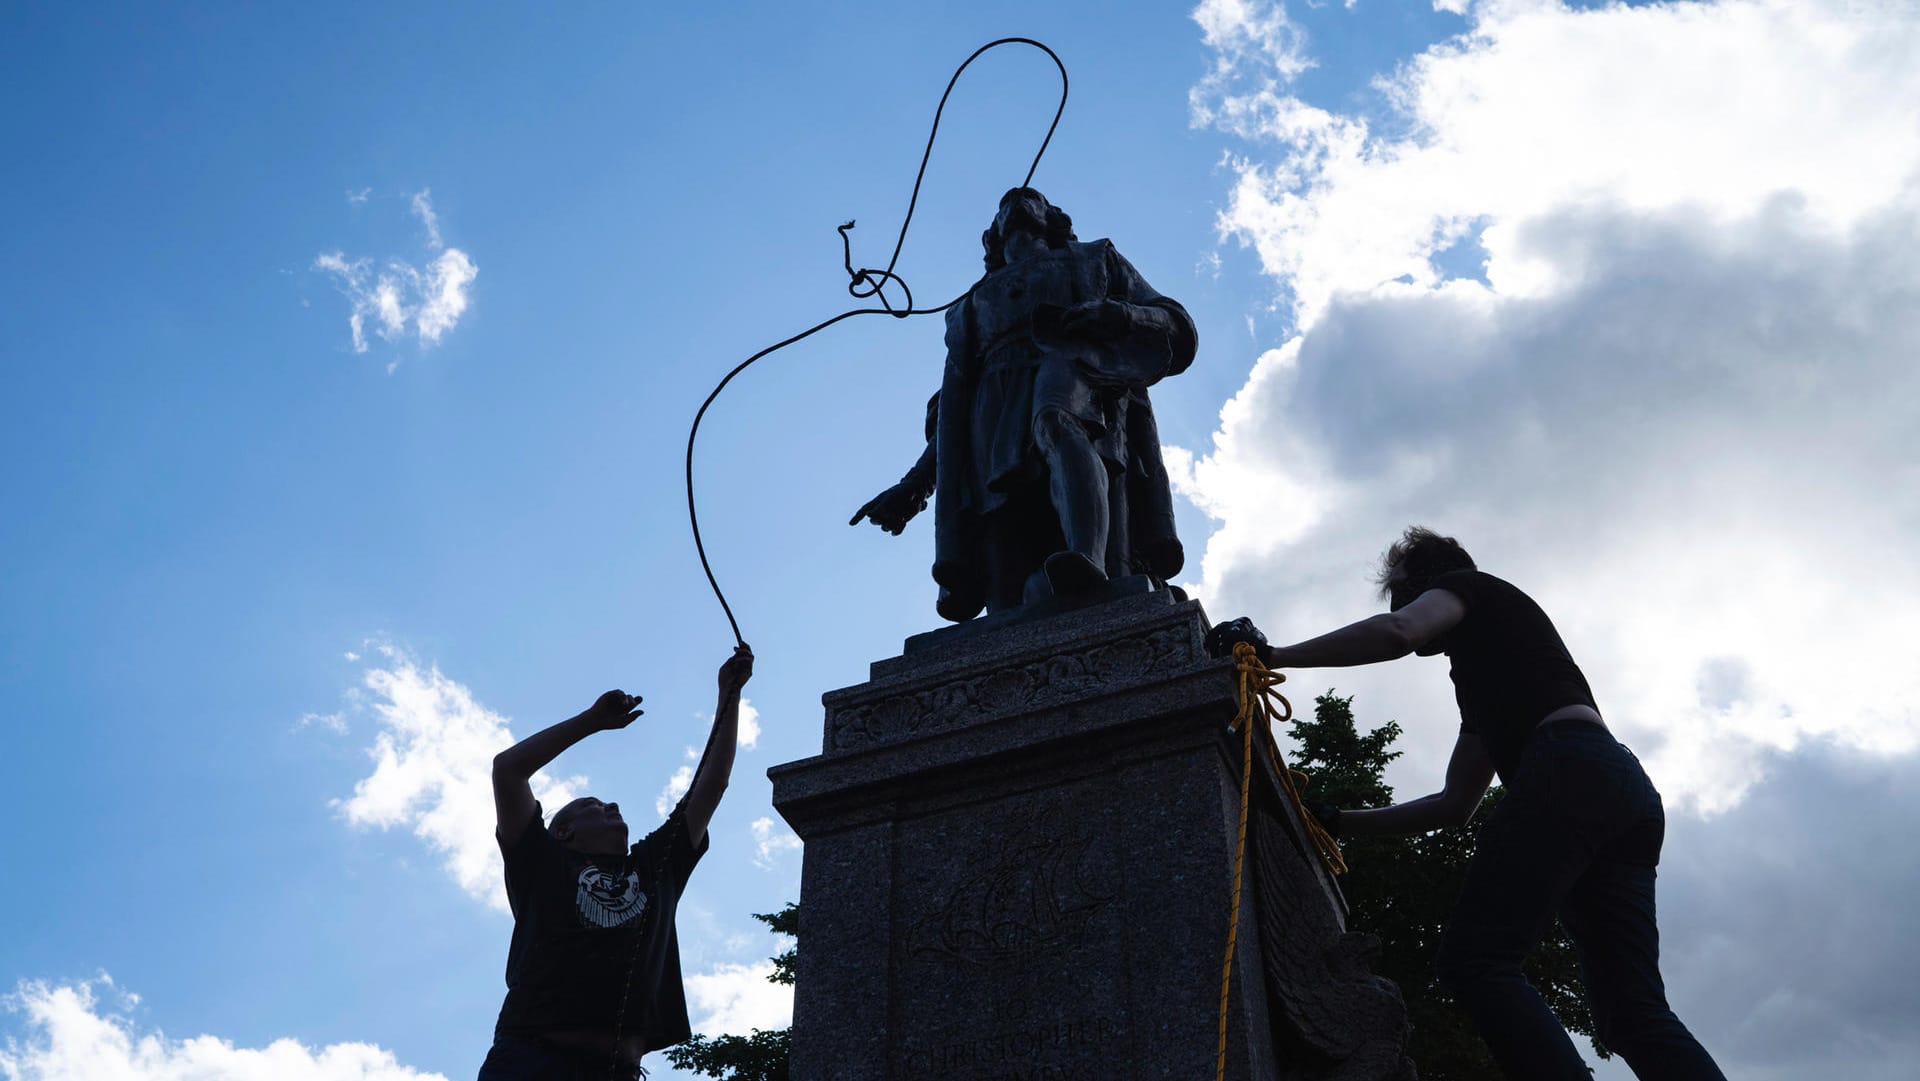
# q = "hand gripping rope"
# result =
<box><xmin>684</xmin><ymin>38</ymin><xmax>1068</xmax><ymax>648</ymax></box>
<box><xmin>1218</xmin><ymin>642</ymin><xmax>1348</xmax><ymax>1081</ymax></box>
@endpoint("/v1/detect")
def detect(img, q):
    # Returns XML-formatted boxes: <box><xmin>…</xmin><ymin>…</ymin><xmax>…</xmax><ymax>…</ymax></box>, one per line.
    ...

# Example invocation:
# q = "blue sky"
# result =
<box><xmin>4</xmin><ymin>3</ymin><xmax>1917</xmax><ymax>1080</ymax></box>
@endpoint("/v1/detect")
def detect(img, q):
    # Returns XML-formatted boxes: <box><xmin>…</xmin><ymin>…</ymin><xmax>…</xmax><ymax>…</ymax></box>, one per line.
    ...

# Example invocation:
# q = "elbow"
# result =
<box><xmin>1443</xmin><ymin>795</ymin><xmax>1481</xmax><ymax>829</ymax></box>
<box><xmin>491</xmin><ymin>752</ymin><xmax>522</xmax><ymax>783</ymax></box>
<box><xmin>1378</xmin><ymin>613</ymin><xmax>1419</xmax><ymax>658</ymax></box>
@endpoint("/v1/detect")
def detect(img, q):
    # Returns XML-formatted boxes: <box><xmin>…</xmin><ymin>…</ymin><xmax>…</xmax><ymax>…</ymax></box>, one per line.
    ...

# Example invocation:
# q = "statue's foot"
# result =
<box><xmin>1043</xmin><ymin>551</ymin><xmax>1108</xmax><ymax>596</ymax></box>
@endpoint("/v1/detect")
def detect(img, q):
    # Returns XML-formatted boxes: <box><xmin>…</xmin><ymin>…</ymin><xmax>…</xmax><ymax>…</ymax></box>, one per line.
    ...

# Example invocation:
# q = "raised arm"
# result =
<box><xmin>1336</xmin><ymin>733</ymin><xmax>1496</xmax><ymax>838</ymax></box>
<box><xmin>492</xmin><ymin>689</ymin><xmax>642</xmax><ymax>848</ymax></box>
<box><xmin>681</xmin><ymin>644</ymin><xmax>755</xmax><ymax>848</ymax></box>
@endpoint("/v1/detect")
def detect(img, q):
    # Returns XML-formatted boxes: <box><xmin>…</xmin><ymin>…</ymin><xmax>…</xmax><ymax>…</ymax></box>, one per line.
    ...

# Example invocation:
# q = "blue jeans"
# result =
<box><xmin>476</xmin><ymin>1033</ymin><xmax>644</xmax><ymax>1081</ymax></box>
<box><xmin>1436</xmin><ymin>721</ymin><xmax>1727</xmax><ymax>1080</ymax></box>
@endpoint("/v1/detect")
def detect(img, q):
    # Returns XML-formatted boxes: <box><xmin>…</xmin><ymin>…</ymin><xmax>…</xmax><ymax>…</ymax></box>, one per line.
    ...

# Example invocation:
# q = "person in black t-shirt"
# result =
<box><xmin>477</xmin><ymin>644</ymin><xmax>754</xmax><ymax>1081</ymax></box>
<box><xmin>1212</xmin><ymin>528</ymin><xmax>1724</xmax><ymax>1081</ymax></box>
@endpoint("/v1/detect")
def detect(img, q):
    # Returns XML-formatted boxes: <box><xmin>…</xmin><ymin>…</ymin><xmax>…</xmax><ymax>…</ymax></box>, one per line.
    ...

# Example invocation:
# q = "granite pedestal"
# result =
<box><xmin>769</xmin><ymin>587</ymin><xmax>1414</xmax><ymax>1081</ymax></box>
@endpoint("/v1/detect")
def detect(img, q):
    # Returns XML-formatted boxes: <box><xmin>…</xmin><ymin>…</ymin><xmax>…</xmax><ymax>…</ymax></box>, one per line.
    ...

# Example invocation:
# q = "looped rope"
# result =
<box><xmin>687</xmin><ymin>38</ymin><xmax>1069</xmax><ymax>645</ymax></box>
<box><xmin>1217</xmin><ymin>642</ymin><xmax>1347</xmax><ymax>1081</ymax></box>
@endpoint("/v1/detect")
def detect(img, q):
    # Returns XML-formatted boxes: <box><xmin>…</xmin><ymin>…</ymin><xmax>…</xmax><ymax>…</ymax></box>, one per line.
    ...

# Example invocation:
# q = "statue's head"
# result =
<box><xmin>982</xmin><ymin>187</ymin><xmax>1076</xmax><ymax>271</ymax></box>
<box><xmin>549</xmin><ymin>795</ymin><xmax>628</xmax><ymax>854</ymax></box>
<box><xmin>1377</xmin><ymin>525</ymin><xmax>1475</xmax><ymax>613</ymax></box>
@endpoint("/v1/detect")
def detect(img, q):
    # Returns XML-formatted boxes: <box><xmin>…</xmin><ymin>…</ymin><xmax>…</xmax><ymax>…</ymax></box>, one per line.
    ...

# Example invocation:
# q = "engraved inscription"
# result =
<box><xmin>907</xmin><ymin>804</ymin><xmax>1117</xmax><ymax>969</ymax></box>
<box><xmin>897</xmin><ymin>1016</ymin><xmax>1121</xmax><ymax>1080</ymax></box>
<box><xmin>829</xmin><ymin>625</ymin><xmax>1194</xmax><ymax>752</ymax></box>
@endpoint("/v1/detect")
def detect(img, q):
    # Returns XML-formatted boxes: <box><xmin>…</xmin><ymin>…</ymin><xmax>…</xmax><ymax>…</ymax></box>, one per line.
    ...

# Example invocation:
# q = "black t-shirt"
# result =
<box><xmin>492</xmin><ymin>801</ymin><xmax>708</xmax><ymax>1052</ymax></box>
<box><xmin>1426</xmin><ymin>570</ymin><xmax>1599</xmax><ymax>782</ymax></box>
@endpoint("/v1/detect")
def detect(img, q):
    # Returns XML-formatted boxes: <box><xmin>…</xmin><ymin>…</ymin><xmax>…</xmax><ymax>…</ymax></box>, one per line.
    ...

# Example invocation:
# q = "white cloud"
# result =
<box><xmin>331</xmin><ymin>644</ymin><xmax>585</xmax><ymax>912</ymax></box>
<box><xmin>683</xmin><ymin>963</ymin><xmax>792</xmax><ymax>1037</ymax></box>
<box><xmin>737</xmin><ymin>698</ymin><xmax>760</xmax><ymax>751</ymax></box>
<box><xmin>1180</xmin><ymin>0</ymin><xmax>1920</xmax><ymax>813</ymax></box>
<box><xmin>345</xmin><ymin>187</ymin><xmax>371</xmax><ymax>206</ymax></box>
<box><xmin>409</xmin><ymin>189</ymin><xmax>443</xmax><ymax>250</ymax></box>
<box><xmin>749</xmin><ymin>816</ymin><xmax>802</xmax><ymax>870</ymax></box>
<box><xmin>314</xmin><ymin>190</ymin><xmax>477</xmax><ymax>359</ymax></box>
<box><xmin>655</xmin><ymin>757</ymin><xmax>695</xmax><ymax>818</ymax></box>
<box><xmin>0</xmin><ymin>975</ymin><xmax>444</xmax><ymax>1081</ymax></box>
<box><xmin>298</xmin><ymin>711</ymin><xmax>347</xmax><ymax>735</ymax></box>
<box><xmin>1197</xmin><ymin>0</ymin><xmax>1920</xmax><ymax>327</ymax></box>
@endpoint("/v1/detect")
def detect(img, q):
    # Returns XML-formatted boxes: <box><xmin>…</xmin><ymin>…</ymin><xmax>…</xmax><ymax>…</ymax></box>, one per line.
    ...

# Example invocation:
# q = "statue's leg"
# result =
<box><xmin>1033</xmin><ymin>407</ymin><xmax>1109</xmax><ymax>591</ymax></box>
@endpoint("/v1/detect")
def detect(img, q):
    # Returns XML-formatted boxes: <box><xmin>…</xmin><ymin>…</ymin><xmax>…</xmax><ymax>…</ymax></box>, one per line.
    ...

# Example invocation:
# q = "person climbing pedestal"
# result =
<box><xmin>768</xmin><ymin>589</ymin><xmax>1415</xmax><ymax>1081</ymax></box>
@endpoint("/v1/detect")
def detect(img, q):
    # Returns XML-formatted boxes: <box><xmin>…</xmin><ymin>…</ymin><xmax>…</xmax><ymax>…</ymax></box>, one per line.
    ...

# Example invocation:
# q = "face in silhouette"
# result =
<box><xmin>550</xmin><ymin>796</ymin><xmax>627</xmax><ymax>855</ymax></box>
<box><xmin>992</xmin><ymin>190</ymin><xmax>1051</xmax><ymax>261</ymax></box>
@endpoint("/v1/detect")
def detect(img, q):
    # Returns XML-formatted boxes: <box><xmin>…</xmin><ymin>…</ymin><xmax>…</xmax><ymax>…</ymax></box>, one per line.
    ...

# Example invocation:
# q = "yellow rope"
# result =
<box><xmin>1216</xmin><ymin>642</ymin><xmax>1348</xmax><ymax>1081</ymax></box>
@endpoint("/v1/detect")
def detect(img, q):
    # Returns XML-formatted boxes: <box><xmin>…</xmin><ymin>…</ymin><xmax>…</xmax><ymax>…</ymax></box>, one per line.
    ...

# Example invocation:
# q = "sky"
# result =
<box><xmin>1</xmin><ymin>1</ymin><xmax>1916</xmax><ymax>1079</ymax></box>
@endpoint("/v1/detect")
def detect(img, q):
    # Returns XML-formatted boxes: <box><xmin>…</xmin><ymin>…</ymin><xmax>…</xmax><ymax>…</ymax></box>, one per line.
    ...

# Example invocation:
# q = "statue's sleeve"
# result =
<box><xmin>1105</xmin><ymin>241</ymin><xmax>1198</xmax><ymax>380</ymax></box>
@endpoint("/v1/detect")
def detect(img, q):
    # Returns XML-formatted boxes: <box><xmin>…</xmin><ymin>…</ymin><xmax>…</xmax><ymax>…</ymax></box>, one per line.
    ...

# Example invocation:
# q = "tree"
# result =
<box><xmin>663</xmin><ymin>904</ymin><xmax>795</xmax><ymax>1081</ymax></box>
<box><xmin>1290</xmin><ymin>691</ymin><xmax>1602</xmax><ymax>1079</ymax></box>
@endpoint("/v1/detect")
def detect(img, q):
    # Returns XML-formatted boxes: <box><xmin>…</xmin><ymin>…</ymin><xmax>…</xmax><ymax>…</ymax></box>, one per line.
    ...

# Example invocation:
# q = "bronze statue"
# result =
<box><xmin>852</xmin><ymin>188</ymin><xmax>1197</xmax><ymax>622</ymax></box>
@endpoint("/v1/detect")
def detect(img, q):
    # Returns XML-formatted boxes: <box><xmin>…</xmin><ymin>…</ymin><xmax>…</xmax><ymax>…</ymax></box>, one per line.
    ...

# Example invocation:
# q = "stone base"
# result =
<box><xmin>770</xmin><ymin>590</ymin><xmax>1413</xmax><ymax>1081</ymax></box>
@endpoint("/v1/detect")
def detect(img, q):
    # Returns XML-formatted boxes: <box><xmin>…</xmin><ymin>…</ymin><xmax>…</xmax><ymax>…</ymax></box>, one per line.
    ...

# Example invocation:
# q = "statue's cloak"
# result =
<box><xmin>930</xmin><ymin>238</ymin><xmax>1197</xmax><ymax>621</ymax></box>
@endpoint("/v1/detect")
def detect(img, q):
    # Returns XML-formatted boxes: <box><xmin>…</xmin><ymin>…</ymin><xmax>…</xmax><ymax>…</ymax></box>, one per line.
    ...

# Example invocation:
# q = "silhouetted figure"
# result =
<box><xmin>1212</xmin><ymin>529</ymin><xmax>1726</xmax><ymax>1081</ymax></box>
<box><xmin>851</xmin><ymin>187</ymin><xmax>1195</xmax><ymax>621</ymax></box>
<box><xmin>477</xmin><ymin>644</ymin><xmax>754</xmax><ymax>1081</ymax></box>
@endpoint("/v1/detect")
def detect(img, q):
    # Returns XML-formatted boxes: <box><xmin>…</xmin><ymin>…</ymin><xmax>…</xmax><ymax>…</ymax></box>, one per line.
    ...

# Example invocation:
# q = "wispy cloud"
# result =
<box><xmin>749</xmin><ymin>816</ymin><xmax>801</xmax><ymax>870</ymax></box>
<box><xmin>0</xmin><ymin>974</ymin><xmax>444</xmax><ymax>1081</ymax></box>
<box><xmin>409</xmin><ymin>189</ymin><xmax>442</xmax><ymax>249</ymax></box>
<box><xmin>329</xmin><ymin>643</ymin><xmax>585</xmax><ymax>912</ymax></box>
<box><xmin>313</xmin><ymin>189</ymin><xmax>477</xmax><ymax>363</ymax></box>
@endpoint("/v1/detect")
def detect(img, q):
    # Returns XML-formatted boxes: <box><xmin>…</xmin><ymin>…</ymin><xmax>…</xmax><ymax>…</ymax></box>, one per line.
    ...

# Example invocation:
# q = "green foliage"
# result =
<box><xmin>662</xmin><ymin>903</ymin><xmax>797</xmax><ymax>1080</ymax></box>
<box><xmin>1291</xmin><ymin>692</ymin><xmax>1600</xmax><ymax>1080</ymax></box>
<box><xmin>662</xmin><ymin>1028</ymin><xmax>789</xmax><ymax>1081</ymax></box>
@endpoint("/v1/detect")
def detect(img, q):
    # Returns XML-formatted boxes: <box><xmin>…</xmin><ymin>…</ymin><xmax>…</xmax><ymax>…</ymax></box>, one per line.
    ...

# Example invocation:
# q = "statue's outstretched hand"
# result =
<box><xmin>849</xmin><ymin>480</ymin><xmax>928</xmax><ymax>536</ymax></box>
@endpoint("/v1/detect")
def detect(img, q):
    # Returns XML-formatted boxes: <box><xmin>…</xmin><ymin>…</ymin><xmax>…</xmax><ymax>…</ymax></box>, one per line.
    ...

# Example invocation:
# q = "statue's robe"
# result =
<box><xmin>930</xmin><ymin>238</ymin><xmax>1197</xmax><ymax>622</ymax></box>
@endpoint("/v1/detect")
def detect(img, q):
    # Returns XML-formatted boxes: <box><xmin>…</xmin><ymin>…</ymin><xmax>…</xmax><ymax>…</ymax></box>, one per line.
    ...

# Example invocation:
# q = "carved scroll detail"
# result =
<box><xmin>828</xmin><ymin>625</ymin><xmax>1194</xmax><ymax>752</ymax></box>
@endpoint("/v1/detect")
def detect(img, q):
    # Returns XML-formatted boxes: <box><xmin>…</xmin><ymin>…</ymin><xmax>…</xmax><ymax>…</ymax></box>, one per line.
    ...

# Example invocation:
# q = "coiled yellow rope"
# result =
<box><xmin>1216</xmin><ymin>642</ymin><xmax>1348</xmax><ymax>1081</ymax></box>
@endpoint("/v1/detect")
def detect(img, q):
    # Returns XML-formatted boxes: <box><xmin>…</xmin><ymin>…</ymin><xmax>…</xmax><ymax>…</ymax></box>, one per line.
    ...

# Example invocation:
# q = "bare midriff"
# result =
<box><xmin>1538</xmin><ymin>703</ymin><xmax>1606</xmax><ymax>730</ymax></box>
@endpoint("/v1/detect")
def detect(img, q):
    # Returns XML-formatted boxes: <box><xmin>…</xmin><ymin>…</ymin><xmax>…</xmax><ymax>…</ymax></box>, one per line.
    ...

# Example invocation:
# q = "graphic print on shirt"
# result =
<box><xmin>576</xmin><ymin>864</ymin><xmax>649</xmax><ymax>929</ymax></box>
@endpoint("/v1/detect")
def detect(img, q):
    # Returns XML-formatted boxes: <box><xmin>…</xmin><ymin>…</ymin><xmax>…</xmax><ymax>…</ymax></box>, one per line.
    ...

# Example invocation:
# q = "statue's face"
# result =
<box><xmin>994</xmin><ymin>191</ymin><xmax>1050</xmax><ymax>244</ymax></box>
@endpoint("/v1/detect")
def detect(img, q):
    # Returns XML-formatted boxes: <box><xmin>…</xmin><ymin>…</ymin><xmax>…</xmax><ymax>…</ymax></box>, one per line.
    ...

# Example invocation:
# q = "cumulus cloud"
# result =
<box><xmin>0</xmin><ymin>975</ymin><xmax>443</xmax><ymax>1081</ymax></box>
<box><xmin>314</xmin><ymin>190</ymin><xmax>477</xmax><ymax>359</ymax></box>
<box><xmin>331</xmin><ymin>644</ymin><xmax>585</xmax><ymax>912</ymax></box>
<box><xmin>684</xmin><ymin>962</ymin><xmax>793</xmax><ymax>1037</ymax></box>
<box><xmin>749</xmin><ymin>816</ymin><xmax>802</xmax><ymax>870</ymax></box>
<box><xmin>1177</xmin><ymin>0</ymin><xmax>1920</xmax><ymax>813</ymax></box>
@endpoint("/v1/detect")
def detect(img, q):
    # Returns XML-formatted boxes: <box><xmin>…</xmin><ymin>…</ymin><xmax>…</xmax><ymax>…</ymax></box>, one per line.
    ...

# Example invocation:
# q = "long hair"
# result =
<box><xmin>981</xmin><ymin>187</ymin><xmax>1076</xmax><ymax>272</ymax></box>
<box><xmin>1375</xmin><ymin>526</ymin><xmax>1475</xmax><ymax>598</ymax></box>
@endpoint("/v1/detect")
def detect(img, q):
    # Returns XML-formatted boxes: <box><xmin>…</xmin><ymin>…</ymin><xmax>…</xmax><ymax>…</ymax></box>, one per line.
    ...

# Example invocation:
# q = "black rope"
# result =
<box><xmin>684</xmin><ymin>37</ymin><xmax>1068</xmax><ymax>646</ymax></box>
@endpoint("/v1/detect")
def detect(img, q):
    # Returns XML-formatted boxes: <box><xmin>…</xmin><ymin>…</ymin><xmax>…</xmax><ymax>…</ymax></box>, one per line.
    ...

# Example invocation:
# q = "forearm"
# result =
<box><xmin>493</xmin><ymin>712</ymin><xmax>599</xmax><ymax>781</ymax></box>
<box><xmin>1266</xmin><ymin>613</ymin><xmax>1412</xmax><ymax>669</ymax></box>
<box><xmin>683</xmin><ymin>693</ymin><xmax>740</xmax><ymax>825</ymax></box>
<box><xmin>902</xmin><ymin>442</ymin><xmax>935</xmax><ymax>496</ymax></box>
<box><xmin>1340</xmin><ymin>792</ymin><xmax>1465</xmax><ymax>837</ymax></box>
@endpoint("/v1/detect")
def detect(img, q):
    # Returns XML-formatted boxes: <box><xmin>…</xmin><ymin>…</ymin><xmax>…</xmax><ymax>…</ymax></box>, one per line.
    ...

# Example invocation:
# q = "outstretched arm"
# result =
<box><xmin>851</xmin><ymin>394</ymin><xmax>938</xmax><ymax>535</ymax></box>
<box><xmin>1265</xmin><ymin>588</ymin><xmax>1466</xmax><ymax>669</ymax></box>
<box><xmin>1339</xmin><ymin>732</ymin><xmax>1495</xmax><ymax>837</ymax></box>
<box><xmin>681</xmin><ymin>644</ymin><xmax>755</xmax><ymax>848</ymax></box>
<box><xmin>492</xmin><ymin>689</ymin><xmax>643</xmax><ymax>848</ymax></box>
